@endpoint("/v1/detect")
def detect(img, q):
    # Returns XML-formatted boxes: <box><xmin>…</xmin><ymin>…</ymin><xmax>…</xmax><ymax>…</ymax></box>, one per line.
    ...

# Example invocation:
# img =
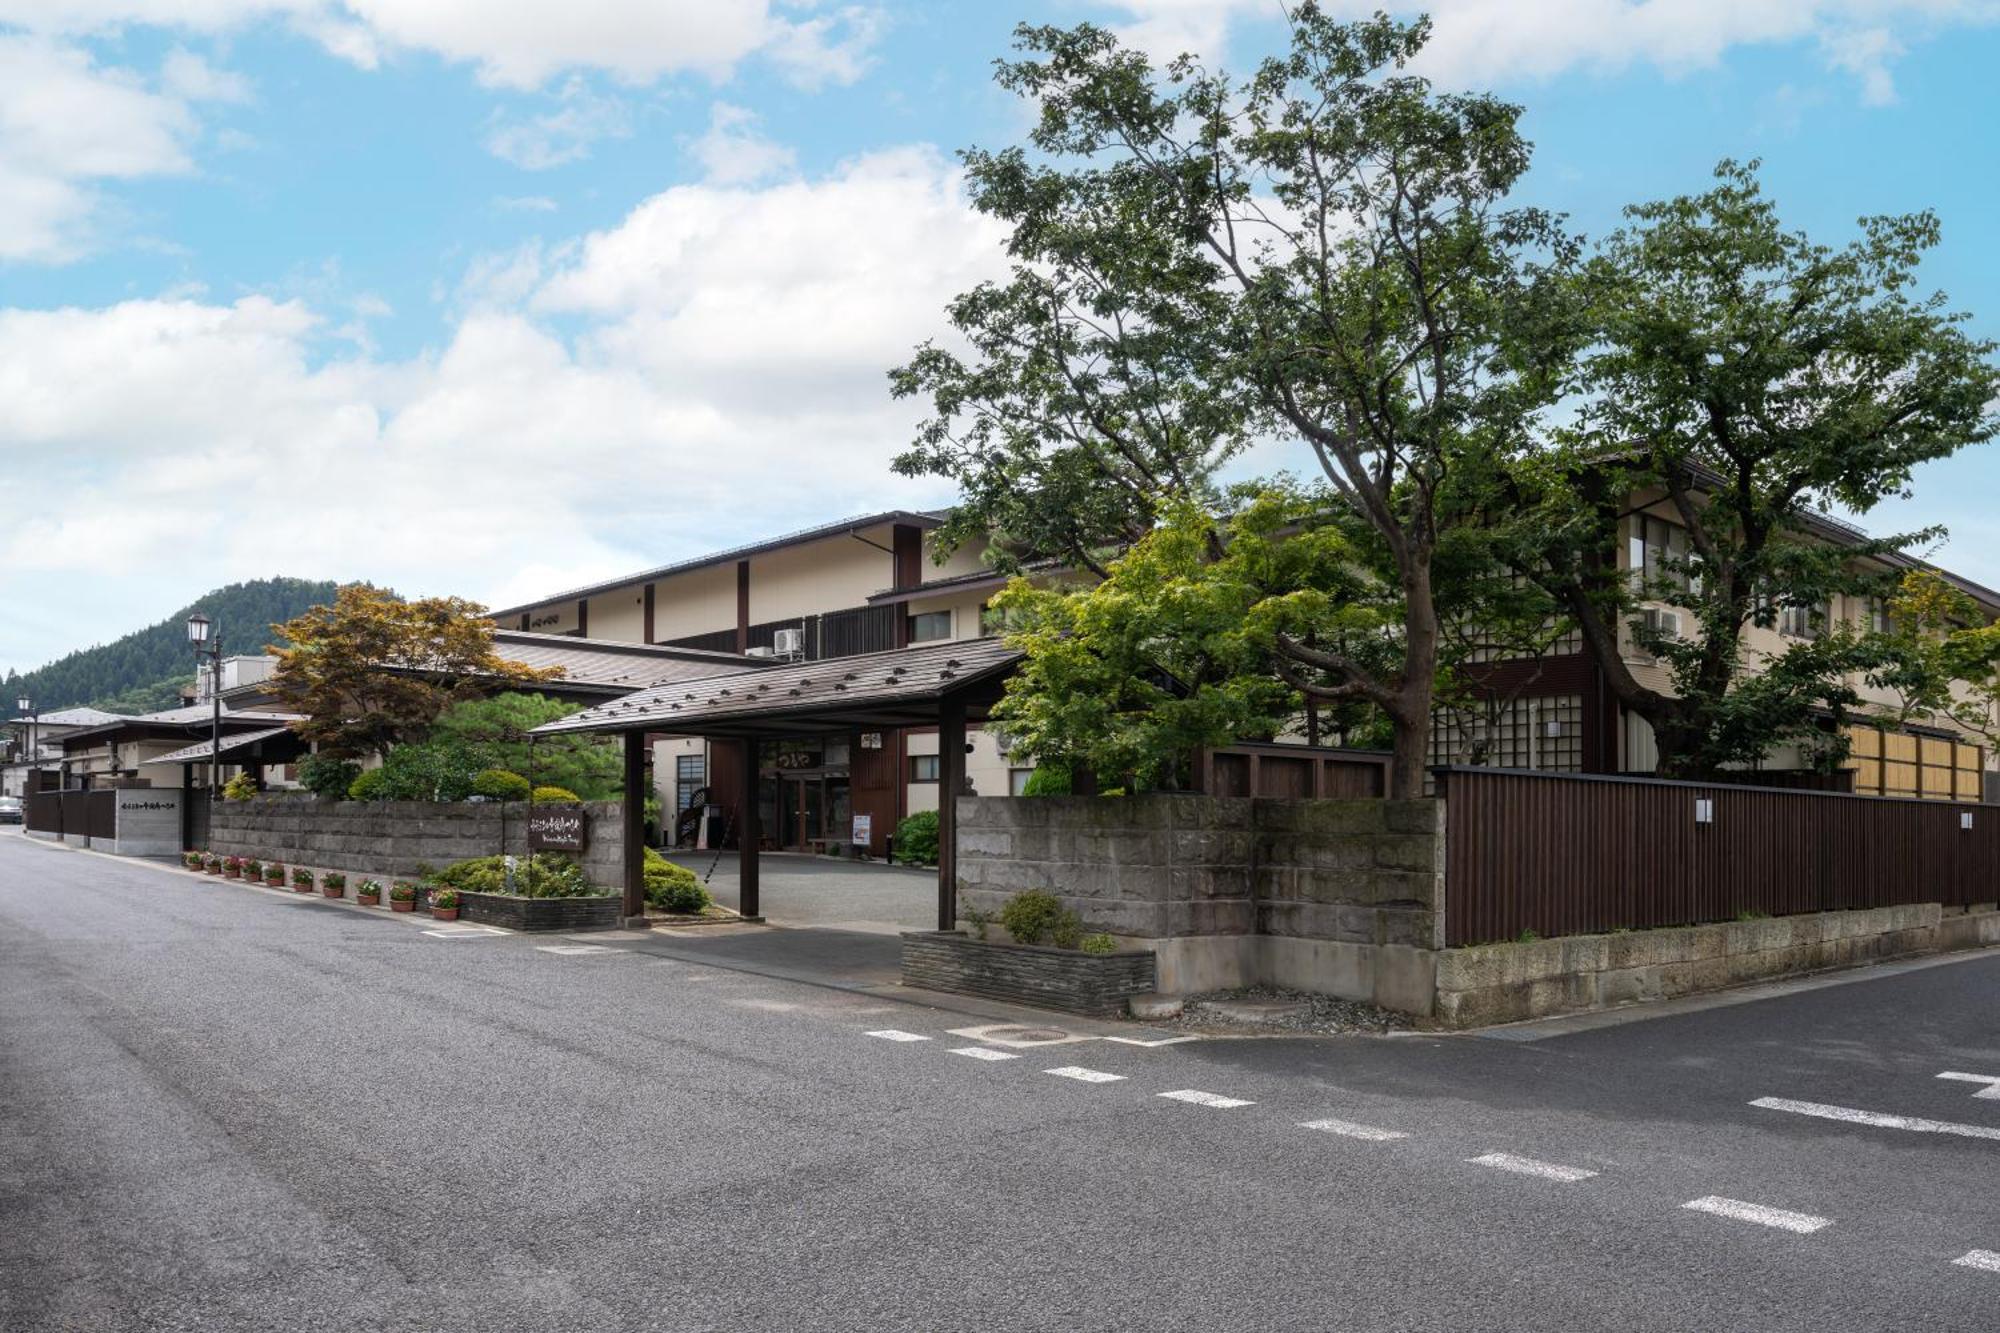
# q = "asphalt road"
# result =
<box><xmin>4</xmin><ymin>830</ymin><xmax>1997</xmax><ymax>1332</ymax></box>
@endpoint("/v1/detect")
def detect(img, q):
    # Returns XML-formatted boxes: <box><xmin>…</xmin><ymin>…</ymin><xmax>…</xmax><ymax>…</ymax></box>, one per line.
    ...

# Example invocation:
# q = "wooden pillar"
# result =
<box><xmin>937</xmin><ymin>692</ymin><xmax>966</xmax><ymax>932</ymax></box>
<box><xmin>621</xmin><ymin>731</ymin><xmax>646</xmax><ymax>925</ymax></box>
<box><xmin>738</xmin><ymin>737</ymin><xmax>760</xmax><ymax>918</ymax></box>
<box><xmin>180</xmin><ymin>762</ymin><xmax>194</xmax><ymax>850</ymax></box>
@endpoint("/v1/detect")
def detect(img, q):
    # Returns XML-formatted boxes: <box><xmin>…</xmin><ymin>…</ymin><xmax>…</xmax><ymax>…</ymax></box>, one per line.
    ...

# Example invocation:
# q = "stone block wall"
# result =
<box><xmin>954</xmin><ymin>795</ymin><xmax>1443</xmax><ymax>1010</ymax></box>
<box><xmin>901</xmin><ymin>931</ymin><xmax>1158</xmax><ymax>1018</ymax></box>
<box><xmin>205</xmin><ymin>794</ymin><xmax>625</xmax><ymax>890</ymax></box>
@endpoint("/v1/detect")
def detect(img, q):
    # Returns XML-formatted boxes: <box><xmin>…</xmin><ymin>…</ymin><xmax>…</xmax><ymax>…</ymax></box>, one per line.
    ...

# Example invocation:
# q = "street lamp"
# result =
<box><xmin>187</xmin><ymin>613</ymin><xmax>222</xmax><ymax>800</ymax></box>
<box><xmin>14</xmin><ymin>694</ymin><xmax>33</xmax><ymax>791</ymax></box>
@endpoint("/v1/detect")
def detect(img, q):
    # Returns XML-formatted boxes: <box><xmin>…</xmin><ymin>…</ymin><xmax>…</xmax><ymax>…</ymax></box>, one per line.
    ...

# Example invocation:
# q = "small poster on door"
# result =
<box><xmin>851</xmin><ymin>814</ymin><xmax>872</xmax><ymax>847</ymax></box>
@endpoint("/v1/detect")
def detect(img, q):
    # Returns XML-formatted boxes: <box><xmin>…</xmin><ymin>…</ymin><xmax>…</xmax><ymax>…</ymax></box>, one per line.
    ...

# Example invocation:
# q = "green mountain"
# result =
<box><xmin>4</xmin><ymin>578</ymin><xmax>341</xmax><ymax>715</ymax></box>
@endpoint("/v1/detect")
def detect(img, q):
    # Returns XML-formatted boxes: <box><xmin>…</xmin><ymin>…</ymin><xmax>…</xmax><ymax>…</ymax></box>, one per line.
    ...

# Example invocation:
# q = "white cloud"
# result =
<box><xmin>485</xmin><ymin>77</ymin><xmax>631</xmax><ymax>170</ymax></box>
<box><xmin>0</xmin><ymin>1</ymin><xmax>886</xmax><ymax>90</ymax></box>
<box><xmin>0</xmin><ymin>147</ymin><xmax>1012</xmax><ymax>666</ymax></box>
<box><xmin>687</xmin><ymin>102</ymin><xmax>796</xmax><ymax>185</ymax></box>
<box><xmin>160</xmin><ymin>47</ymin><xmax>254</xmax><ymax>103</ymax></box>
<box><xmin>0</xmin><ymin>34</ymin><xmax>203</xmax><ymax>262</ymax></box>
<box><xmin>1102</xmin><ymin>0</ymin><xmax>2000</xmax><ymax>102</ymax></box>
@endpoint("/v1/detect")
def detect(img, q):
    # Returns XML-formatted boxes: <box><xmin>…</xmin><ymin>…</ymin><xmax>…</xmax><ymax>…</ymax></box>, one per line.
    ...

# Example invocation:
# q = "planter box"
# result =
<box><xmin>457</xmin><ymin>891</ymin><xmax>620</xmax><ymax>932</ymax></box>
<box><xmin>900</xmin><ymin>931</ymin><xmax>1157</xmax><ymax>1019</ymax></box>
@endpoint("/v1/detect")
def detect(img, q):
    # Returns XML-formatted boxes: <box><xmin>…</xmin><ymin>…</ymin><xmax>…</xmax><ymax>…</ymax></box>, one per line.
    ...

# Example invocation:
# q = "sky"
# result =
<box><xmin>2</xmin><ymin>0</ymin><xmax>1998</xmax><ymax>670</ymax></box>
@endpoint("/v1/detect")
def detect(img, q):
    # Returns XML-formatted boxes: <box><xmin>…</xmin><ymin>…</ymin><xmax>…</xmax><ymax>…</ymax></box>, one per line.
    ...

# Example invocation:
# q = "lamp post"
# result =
<box><xmin>187</xmin><ymin>613</ymin><xmax>221</xmax><ymax>800</ymax></box>
<box><xmin>14</xmin><ymin>694</ymin><xmax>34</xmax><ymax>792</ymax></box>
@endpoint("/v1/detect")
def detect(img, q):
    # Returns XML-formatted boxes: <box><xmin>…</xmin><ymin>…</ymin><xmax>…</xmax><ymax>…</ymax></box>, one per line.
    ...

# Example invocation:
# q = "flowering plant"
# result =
<box><xmin>291</xmin><ymin>866</ymin><xmax>314</xmax><ymax>887</ymax></box>
<box><xmin>324</xmin><ymin>872</ymin><xmax>346</xmax><ymax>890</ymax></box>
<box><xmin>184</xmin><ymin>851</ymin><xmax>203</xmax><ymax>869</ymax></box>
<box><xmin>243</xmin><ymin>859</ymin><xmax>263</xmax><ymax>878</ymax></box>
<box><xmin>389</xmin><ymin>882</ymin><xmax>418</xmax><ymax>903</ymax></box>
<box><xmin>264</xmin><ymin>864</ymin><xmax>285</xmax><ymax>884</ymax></box>
<box><xmin>357</xmin><ymin>879</ymin><xmax>383</xmax><ymax>900</ymax></box>
<box><xmin>431</xmin><ymin>887</ymin><xmax>459</xmax><ymax>910</ymax></box>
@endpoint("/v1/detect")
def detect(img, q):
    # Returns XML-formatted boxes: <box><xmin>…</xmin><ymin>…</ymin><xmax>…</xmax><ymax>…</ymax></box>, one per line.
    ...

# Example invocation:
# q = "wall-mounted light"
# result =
<box><xmin>1694</xmin><ymin>798</ymin><xmax>1715</xmax><ymax>825</ymax></box>
<box><xmin>1962</xmin><ymin>811</ymin><xmax>1975</xmax><ymax>831</ymax></box>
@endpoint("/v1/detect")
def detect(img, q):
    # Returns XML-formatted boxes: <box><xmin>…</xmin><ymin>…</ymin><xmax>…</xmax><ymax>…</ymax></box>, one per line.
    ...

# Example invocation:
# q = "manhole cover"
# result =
<box><xmin>945</xmin><ymin>1023</ymin><xmax>1092</xmax><ymax>1049</ymax></box>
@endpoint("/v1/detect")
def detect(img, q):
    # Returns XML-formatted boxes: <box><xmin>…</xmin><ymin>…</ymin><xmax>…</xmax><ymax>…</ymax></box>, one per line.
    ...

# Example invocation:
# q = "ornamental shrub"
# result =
<box><xmin>472</xmin><ymin>768</ymin><xmax>532</xmax><ymax>801</ymax></box>
<box><xmin>998</xmin><ymin>889</ymin><xmax>1080</xmax><ymax>948</ymax></box>
<box><xmin>531</xmin><ymin>785</ymin><xmax>582</xmax><ymax>803</ymax></box>
<box><xmin>347</xmin><ymin>768</ymin><xmax>389</xmax><ymax>801</ymax></box>
<box><xmin>1020</xmin><ymin>765</ymin><xmax>1073</xmax><ymax>797</ymax></box>
<box><xmin>389</xmin><ymin>882</ymin><xmax>417</xmax><ymax>902</ymax></box>
<box><xmin>432</xmin><ymin>887</ymin><xmax>459</xmax><ymax>910</ymax></box>
<box><xmin>892</xmin><ymin>809</ymin><xmax>940</xmax><ymax>865</ymax></box>
<box><xmin>222</xmin><ymin>772</ymin><xmax>258</xmax><ymax>801</ymax></box>
<box><xmin>1079</xmin><ymin>932</ymin><xmax>1116</xmax><ymax>955</ymax></box>
<box><xmin>357</xmin><ymin>879</ymin><xmax>383</xmax><ymax>899</ymax></box>
<box><xmin>298</xmin><ymin>753</ymin><xmax>360</xmax><ymax>801</ymax></box>
<box><xmin>291</xmin><ymin>866</ymin><xmax>313</xmax><ymax>887</ymax></box>
<box><xmin>642</xmin><ymin>848</ymin><xmax>711</xmax><ymax>913</ymax></box>
<box><xmin>431</xmin><ymin>853</ymin><xmax>592</xmax><ymax>898</ymax></box>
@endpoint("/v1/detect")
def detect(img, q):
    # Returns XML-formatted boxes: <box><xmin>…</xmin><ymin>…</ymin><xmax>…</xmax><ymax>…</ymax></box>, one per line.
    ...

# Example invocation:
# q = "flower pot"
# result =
<box><xmin>225</xmin><ymin>869</ymin><xmax>240</xmax><ymax>879</ymax></box>
<box><xmin>390</xmin><ymin>900</ymin><xmax>414</xmax><ymax>913</ymax></box>
<box><xmin>293</xmin><ymin>883</ymin><xmax>313</xmax><ymax>894</ymax></box>
<box><xmin>322</xmin><ymin>885</ymin><xmax>344</xmax><ymax>898</ymax></box>
<box><xmin>431</xmin><ymin>906</ymin><xmax>459</xmax><ymax>922</ymax></box>
<box><xmin>358</xmin><ymin>894</ymin><xmax>380</xmax><ymax>907</ymax></box>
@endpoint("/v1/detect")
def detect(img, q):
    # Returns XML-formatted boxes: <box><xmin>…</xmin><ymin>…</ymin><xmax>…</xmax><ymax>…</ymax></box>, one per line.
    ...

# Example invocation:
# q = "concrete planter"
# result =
<box><xmin>901</xmin><ymin>931</ymin><xmax>1157</xmax><ymax>1019</ymax></box>
<box><xmin>456</xmin><ymin>891</ymin><xmax>620</xmax><ymax>932</ymax></box>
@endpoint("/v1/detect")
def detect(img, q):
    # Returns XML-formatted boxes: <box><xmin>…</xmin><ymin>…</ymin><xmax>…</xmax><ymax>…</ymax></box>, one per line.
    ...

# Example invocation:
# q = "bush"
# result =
<box><xmin>532</xmin><ymin>785</ymin><xmax>582</xmax><ymax>803</ymax></box>
<box><xmin>472</xmin><ymin>768</ymin><xmax>532</xmax><ymax>801</ymax></box>
<box><xmin>431</xmin><ymin>853</ymin><xmax>593</xmax><ymax>899</ymax></box>
<box><xmin>348</xmin><ymin>768</ymin><xmax>389</xmax><ymax>801</ymax></box>
<box><xmin>222</xmin><ymin>772</ymin><xmax>258</xmax><ymax>801</ymax></box>
<box><xmin>1020</xmin><ymin>765</ymin><xmax>1074</xmax><ymax>797</ymax></box>
<box><xmin>643</xmin><ymin>848</ymin><xmax>711</xmax><ymax>913</ymax></box>
<box><xmin>1079</xmin><ymin>933</ymin><xmax>1116</xmax><ymax>955</ymax></box>
<box><xmin>298</xmin><ymin>753</ymin><xmax>360</xmax><ymax>801</ymax></box>
<box><xmin>999</xmin><ymin>889</ymin><xmax>1074</xmax><ymax>946</ymax></box>
<box><xmin>892</xmin><ymin>809</ymin><xmax>940</xmax><ymax>865</ymax></box>
<box><xmin>358</xmin><ymin>879</ymin><xmax>383</xmax><ymax>899</ymax></box>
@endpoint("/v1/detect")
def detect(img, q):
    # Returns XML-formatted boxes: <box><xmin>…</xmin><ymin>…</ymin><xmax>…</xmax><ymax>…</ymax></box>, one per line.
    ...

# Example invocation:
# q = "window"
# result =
<box><xmin>1844</xmin><ymin>723</ymin><xmax>1983</xmax><ymax>801</ymax></box>
<box><xmin>908</xmin><ymin>610</ymin><xmax>952</xmax><ymax>643</ymax></box>
<box><xmin>1629</xmin><ymin>515</ymin><xmax>1697</xmax><ymax>597</ymax></box>
<box><xmin>909</xmin><ymin>755</ymin><xmax>940</xmax><ymax>783</ymax></box>
<box><xmin>1009</xmin><ymin>768</ymin><xmax>1035</xmax><ymax>796</ymax></box>
<box><xmin>675</xmin><ymin>755</ymin><xmax>705</xmax><ymax>810</ymax></box>
<box><xmin>1777</xmin><ymin>602</ymin><xmax>1826</xmax><ymax>640</ymax></box>
<box><xmin>1430</xmin><ymin>696</ymin><xmax>1584</xmax><ymax>772</ymax></box>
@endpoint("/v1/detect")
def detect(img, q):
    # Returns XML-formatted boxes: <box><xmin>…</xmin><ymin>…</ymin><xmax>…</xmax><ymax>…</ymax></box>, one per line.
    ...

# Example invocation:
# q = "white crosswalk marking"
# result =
<box><xmin>1751</xmin><ymin>1096</ymin><xmax>2000</xmax><ymax>1141</ymax></box>
<box><xmin>865</xmin><ymin>1029</ymin><xmax>930</xmax><ymax>1042</ymax></box>
<box><xmin>1299</xmin><ymin>1118</ymin><xmax>1409</xmax><ymax>1142</ymax></box>
<box><xmin>1952</xmin><ymin>1250</ymin><xmax>2000</xmax><ymax>1273</ymax></box>
<box><xmin>1045</xmin><ymin>1066</ymin><xmax>1124</xmax><ymax>1083</ymax></box>
<box><xmin>949</xmin><ymin>1046</ymin><xmax>1020</xmax><ymax>1062</ymax></box>
<box><xmin>1159</xmin><ymin>1089</ymin><xmax>1254</xmax><ymax>1109</ymax></box>
<box><xmin>1682</xmin><ymin>1196</ymin><xmax>1831</xmax><ymax>1234</ymax></box>
<box><xmin>1469</xmin><ymin>1152</ymin><xmax>1597</xmax><ymax>1182</ymax></box>
<box><xmin>1937</xmin><ymin>1072</ymin><xmax>2000</xmax><ymax>1100</ymax></box>
<box><xmin>536</xmin><ymin>945</ymin><xmax>622</xmax><ymax>955</ymax></box>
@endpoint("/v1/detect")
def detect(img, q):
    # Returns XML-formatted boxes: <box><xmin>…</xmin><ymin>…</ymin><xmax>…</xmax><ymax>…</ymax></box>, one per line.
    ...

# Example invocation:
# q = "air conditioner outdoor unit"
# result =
<box><xmin>1641</xmin><ymin>608</ymin><xmax>1682</xmax><ymax>639</ymax></box>
<box><xmin>772</xmin><ymin>627</ymin><xmax>805</xmax><ymax>657</ymax></box>
<box><xmin>744</xmin><ymin>646</ymin><xmax>776</xmax><ymax>659</ymax></box>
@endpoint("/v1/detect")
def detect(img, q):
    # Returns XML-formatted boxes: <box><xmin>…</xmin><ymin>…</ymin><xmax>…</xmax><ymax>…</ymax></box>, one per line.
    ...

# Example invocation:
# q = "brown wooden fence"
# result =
<box><xmin>1439</xmin><ymin>766</ymin><xmax>2000</xmax><ymax>947</ymax></box>
<box><xmin>25</xmin><ymin>789</ymin><xmax>115</xmax><ymax>840</ymax></box>
<box><xmin>1194</xmin><ymin>743</ymin><xmax>1392</xmax><ymax>799</ymax></box>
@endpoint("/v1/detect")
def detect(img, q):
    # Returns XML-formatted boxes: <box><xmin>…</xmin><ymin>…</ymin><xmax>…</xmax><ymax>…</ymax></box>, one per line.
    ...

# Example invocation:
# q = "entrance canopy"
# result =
<box><xmin>530</xmin><ymin>637</ymin><xmax>1023</xmax><ymax>930</ymax></box>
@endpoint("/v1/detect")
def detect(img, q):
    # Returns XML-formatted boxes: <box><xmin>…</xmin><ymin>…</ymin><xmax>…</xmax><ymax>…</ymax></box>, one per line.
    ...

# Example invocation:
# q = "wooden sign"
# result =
<box><xmin>528</xmin><ymin>808</ymin><xmax>589</xmax><ymax>852</ymax></box>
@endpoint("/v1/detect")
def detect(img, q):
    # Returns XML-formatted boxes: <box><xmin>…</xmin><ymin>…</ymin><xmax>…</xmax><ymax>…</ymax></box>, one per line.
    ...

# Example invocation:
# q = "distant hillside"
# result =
<box><xmin>4</xmin><ymin>578</ymin><xmax>341</xmax><ymax>714</ymax></box>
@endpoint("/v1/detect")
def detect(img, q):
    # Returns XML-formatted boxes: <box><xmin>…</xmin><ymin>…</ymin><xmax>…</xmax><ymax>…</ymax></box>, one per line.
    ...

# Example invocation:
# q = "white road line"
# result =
<box><xmin>1682</xmin><ymin>1196</ymin><xmax>1831</xmax><ymax>1234</ymax></box>
<box><xmin>1952</xmin><ymin>1250</ymin><xmax>2000</xmax><ymax>1273</ymax></box>
<box><xmin>535</xmin><ymin>945</ymin><xmax>622</xmax><ymax>955</ymax></box>
<box><xmin>1751</xmin><ymin>1096</ymin><xmax>2000</xmax><ymax>1141</ymax></box>
<box><xmin>1468</xmin><ymin>1152</ymin><xmax>1597</xmax><ymax>1182</ymax></box>
<box><xmin>864</xmin><ymin>1029</ymin><xmax>930</xmax><ymax>1042</ymax></box>
<box><xmin>1159</xmin><ymin>1089</ymin><xmax>1254</xmax><ymax>1109</ymax></box>
<box><xmin>949</xmin><ymin>1046</ymin><xmax>1021</xmax><ymax>1062</ymax></box>
<box><xmin>1045</xmin><ymin>1066</ymin><xmax>1125</xmax><ymax>1083</ymax></box>
<box><xmin>1101</xmin><ymin>1035</ymin><xmax>1202</xmax><ymax>1048</ymax></box>
<box><xmin>1937</xmin><ymin>1072</ymin><xmax>2000</xmax><ymax>1100</ymax></box>
<box><xmin>421</xmin><ymin>926</ymin><xmax>507</xmax><ymax>938</ymax></box>
<box><xmin>1299</xmin><ymin>1117</ymin><xmax>1409</xmax><ymax>1142</ymax></box>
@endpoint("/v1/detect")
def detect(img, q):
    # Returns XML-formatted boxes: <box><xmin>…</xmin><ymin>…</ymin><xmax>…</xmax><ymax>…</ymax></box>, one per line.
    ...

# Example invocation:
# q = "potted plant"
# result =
<box><xmin>291</xmin><ymin>866</ymin><xmax>315</xmax><ymax>894</ymax></box>
<box><xmin>357</xmin><ymin>879</ymin><xmax>382</xmax><ymax>907</ymax></box>
<box><xmin>431</xmin><ymin>886</ymin><xmax>460</xmax><ymax>922</ymax></box>
<box><xmin>183</xmin><ymin>851</ymin><xmax>203</xmax><ymax>870</ymax></box>
<box><xmin>205</xmin><ymin>853</ymin><xmax>223</xmax><ymax>875</ymax></box>
<box><xmin>264</xmin><ymin>863</ymin><xmax>286</xmax><ymax>887</ymax></box>
<box><xmin>322</xmin><ymin>871</ymin><xmax>346</xmax><ymax>899</ymax></box>
<box><xmin>389</xmin><ymin>882</ymin><xmax>418</xmax><ymax>913</ymax></box>
<box><xmin>226</xmin><ymin>857</ymin><xmax>245</xmax><ymax>880</ymax></box>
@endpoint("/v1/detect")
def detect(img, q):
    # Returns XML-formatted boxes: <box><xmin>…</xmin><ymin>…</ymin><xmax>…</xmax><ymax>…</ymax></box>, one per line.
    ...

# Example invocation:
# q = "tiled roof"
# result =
<box><xmin>531</xmin><ymin>637</ymin><xmax>1021</xmax><ymax>737</ymax></box>
<box><xmin>489</xmin><ymin>631</ymin><xmax>759</xmax><ymax>689</ymax></box>
<box><xmin>16</xmin><ymin>706</ymin><xmax>130</xmax><ymax>727</ymax></box>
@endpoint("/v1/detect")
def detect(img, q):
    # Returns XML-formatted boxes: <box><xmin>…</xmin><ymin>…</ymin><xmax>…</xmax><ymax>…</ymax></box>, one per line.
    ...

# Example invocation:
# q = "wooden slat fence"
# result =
<box><xmin>1194</xmin><ymin>743</ymin><xmax>1392</xmax><ymax>799</ymax></box>
<box><xmin>1440</xmin><ymin>766</ymin><xmax>1998</xmax><ymax>947</ymax></box>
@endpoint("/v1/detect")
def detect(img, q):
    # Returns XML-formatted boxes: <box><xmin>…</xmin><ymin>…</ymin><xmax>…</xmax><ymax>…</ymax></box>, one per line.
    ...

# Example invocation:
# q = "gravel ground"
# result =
<box><xmin>1166</xmin><ymin>984</ymin><xmax>1416</xmax><ymax>1035</ymax></box>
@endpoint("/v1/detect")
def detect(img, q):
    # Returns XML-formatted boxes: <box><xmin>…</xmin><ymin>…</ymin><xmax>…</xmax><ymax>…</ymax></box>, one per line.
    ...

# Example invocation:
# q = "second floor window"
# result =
<box><xmin>908</xmin><ymin>611</ymin><xmax>952</xmax><ymax>643</ymax></box>
<box><xmin>1629</xmin><ymin>515</ymin><xmax>1697</xmax><ymax>598</ymax></box>
<box><xmin>1777</xmin><ymin>602</ymin><xmax>1827</xmax><ymax>639</ymax></box>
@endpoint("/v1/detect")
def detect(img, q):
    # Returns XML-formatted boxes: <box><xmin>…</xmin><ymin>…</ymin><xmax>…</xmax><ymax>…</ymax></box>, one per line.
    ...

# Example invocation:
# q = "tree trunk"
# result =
<box><xmin>1387</xmin><ymin>557</ymin><xmax>1440</xmax><ymax>801</ymax></box>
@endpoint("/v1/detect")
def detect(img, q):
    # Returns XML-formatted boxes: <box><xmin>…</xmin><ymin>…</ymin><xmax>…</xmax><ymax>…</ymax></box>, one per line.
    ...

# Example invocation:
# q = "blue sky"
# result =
<box><xmin>1</xmin><ymin>0</ymin><xmax>1996</xmax><ymax>670</ymax></box>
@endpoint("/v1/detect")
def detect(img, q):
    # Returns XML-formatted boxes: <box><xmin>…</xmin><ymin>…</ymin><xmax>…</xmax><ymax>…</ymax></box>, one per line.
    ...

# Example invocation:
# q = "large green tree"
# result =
<box><xmin>895</xmin><ymin>9</ymin><xmax>1577</xmax><ymax>796</ymax></box>
<box><xmin>1523</xmin><ymin>162</ymin><xmax>1998</xmax><ymax>777</ymax></box>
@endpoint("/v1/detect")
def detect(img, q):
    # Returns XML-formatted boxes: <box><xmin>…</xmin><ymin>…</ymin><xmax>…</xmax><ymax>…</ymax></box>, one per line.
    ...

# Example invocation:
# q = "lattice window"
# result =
<box><xmin>1431</xmin><ymin>696</ymin><xmax>1584</xmax><ymax>772</ymax></box>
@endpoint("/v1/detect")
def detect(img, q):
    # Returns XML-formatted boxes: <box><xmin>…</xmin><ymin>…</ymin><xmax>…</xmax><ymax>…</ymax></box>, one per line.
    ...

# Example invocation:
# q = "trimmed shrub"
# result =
<box><xmin>531</xmin><ymin>785</ymin><xmax>582</xmax><ymax>803</ymax></box>
<box><xmin>431</xmin><ymin>853</ymin><xmax>593</xmax><ymax>899</ymax></box>
<box><xmin>1079</xmin><ymin>932</ymin><xmax>1116</xmax><ymax>955</ymax></box>
<box><xmin>347</xmin><ymin>768</ymin><xmax>389</xmax><ymax>801</ymax></box>
<box><xmin>642</xmin><ymin>848</ymin><xmax>711</xmax><ymax>913</ymax></box>
<box><xmin>999</xmin><ymin>889</ymin><xmax>1080</xmax><ymax>948</ymax></box>
<box><xmin>298</xmin><ymin>753</ymin><xmax>360</xmax><ymax>801</ymax></box>
<box><xmin>1020</xmin><ymin>765</ymin><xmax>1074</xmax><ymax>797</ymax></box>
<box><xmin>892</xmin><ymin>809</ymin><xmax>940</xmax><ymax>866</ymax></box>
<box><xmin>472</xmin><ymin>768</ymin><xmax>532</xmax><ymax>801</ymax></box>
<box><xmin>222</xmin><ymin>772</ymin><xmax>258</xmax><ymax>801</ymax></box>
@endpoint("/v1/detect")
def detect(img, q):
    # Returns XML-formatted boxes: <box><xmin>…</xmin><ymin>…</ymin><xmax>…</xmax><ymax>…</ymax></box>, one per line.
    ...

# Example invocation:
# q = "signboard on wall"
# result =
<box><xmin>528</xmin><ymin>808</ymin><xmax>589</xmax><ymax>852</ymax></box>
<box><xmin>851</xmin><ymin>814</ymin><xmax>873</xmax><ymax>847</ymax></box>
